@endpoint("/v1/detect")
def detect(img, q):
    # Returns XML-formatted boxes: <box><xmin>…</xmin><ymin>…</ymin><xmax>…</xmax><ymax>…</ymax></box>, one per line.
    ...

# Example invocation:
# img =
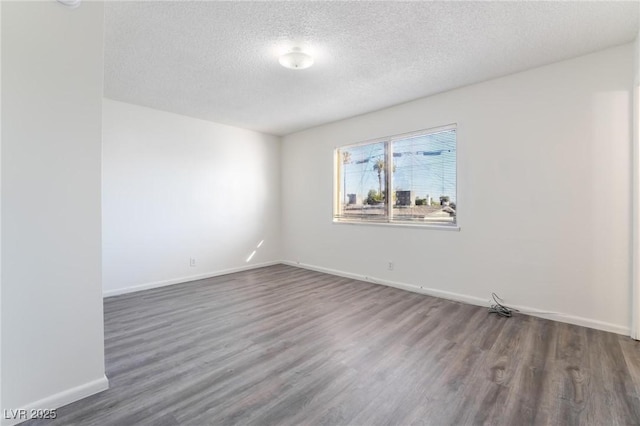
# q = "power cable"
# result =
<box><xmin>488</xmin><ymin>292</ymin><xmax>516</xmax><ymax>318</ymax></box>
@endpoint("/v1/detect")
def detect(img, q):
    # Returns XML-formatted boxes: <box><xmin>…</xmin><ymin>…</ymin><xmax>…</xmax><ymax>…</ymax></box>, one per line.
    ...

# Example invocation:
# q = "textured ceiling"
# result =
<box><xmin>104</xmin><ymin>1</ymin><xmax>639</xmax><ymax>136</ymax></box>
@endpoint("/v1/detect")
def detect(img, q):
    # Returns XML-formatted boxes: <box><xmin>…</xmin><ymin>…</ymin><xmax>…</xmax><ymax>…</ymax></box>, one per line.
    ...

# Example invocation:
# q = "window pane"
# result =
<box><xmin>337</xmin><ymin>141</ymin><xmax>388</xmax><ymax>221</ymax></box>
<box><xmin>391</xmin><ymin>129</ymin><xmax>456</xmax><ymax>224</ymax></box>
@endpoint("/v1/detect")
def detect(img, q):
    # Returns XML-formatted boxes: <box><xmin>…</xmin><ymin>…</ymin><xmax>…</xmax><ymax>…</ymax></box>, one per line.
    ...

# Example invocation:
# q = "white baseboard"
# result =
<box><xmin>282</xmin><ymin>260</ymin><xmax>629</xmax><ymax>336</ymax></box>
<box><xmin>103</xmin><ymin>261</ymin><xmax>281</xmax><ymax>297</ymax></box>
<box><xmin>2</xmin><ymin>375</ymin><xmax>109</xmax><ymax>426</ymax></box>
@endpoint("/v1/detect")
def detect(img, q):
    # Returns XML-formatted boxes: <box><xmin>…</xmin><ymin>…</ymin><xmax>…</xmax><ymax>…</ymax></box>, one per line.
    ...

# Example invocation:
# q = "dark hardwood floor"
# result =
<box><xmin>26</xmin><ymin>264</ymin><xmax>640</xmax><ymax>425</ymax></box>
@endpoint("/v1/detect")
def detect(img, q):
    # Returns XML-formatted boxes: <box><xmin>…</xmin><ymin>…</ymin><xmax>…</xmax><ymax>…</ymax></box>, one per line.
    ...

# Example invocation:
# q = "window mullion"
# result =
<box><xmin>386</xmin><ymin>140</ymin><xmax>393</xmax><ymax>221</ymax></box>
<box><xmin>336</xmin><ymin>149</ymin><xmax>342</xmax><ymax>217</ymax></box>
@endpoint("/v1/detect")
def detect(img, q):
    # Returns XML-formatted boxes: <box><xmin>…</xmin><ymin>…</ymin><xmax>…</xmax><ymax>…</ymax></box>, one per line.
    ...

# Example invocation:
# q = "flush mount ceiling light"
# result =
<box><xmin>279</xmin><ymin>47</ymin><xmax>314</xmax><ymax>70</ymax></box>
<box><xmin>56</xmin><ymin>0</ymin><xmax>81</xmax><ymax>8</ymax></box>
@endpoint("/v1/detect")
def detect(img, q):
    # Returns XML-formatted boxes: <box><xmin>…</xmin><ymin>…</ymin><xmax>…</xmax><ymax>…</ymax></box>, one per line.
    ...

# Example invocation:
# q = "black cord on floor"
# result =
<box><xmin>488</xmin><ymin>292</ymin><xmax>515</xmax><ymax>318</ymax></box>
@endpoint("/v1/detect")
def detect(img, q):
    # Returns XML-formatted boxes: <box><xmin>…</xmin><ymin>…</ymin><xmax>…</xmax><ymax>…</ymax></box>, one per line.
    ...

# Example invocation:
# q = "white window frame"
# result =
<box><xmin>333</xmin><ymin>124</ymin><xmax>459</xmax><ymax>230</ymax></box>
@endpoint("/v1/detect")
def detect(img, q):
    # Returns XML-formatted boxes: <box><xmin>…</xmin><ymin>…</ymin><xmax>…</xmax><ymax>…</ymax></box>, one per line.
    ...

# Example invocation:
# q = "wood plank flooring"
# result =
<box><xmin>25</xmin><ymin>264</ymin><xmax>640</xmax><ymax>425</ymax></box>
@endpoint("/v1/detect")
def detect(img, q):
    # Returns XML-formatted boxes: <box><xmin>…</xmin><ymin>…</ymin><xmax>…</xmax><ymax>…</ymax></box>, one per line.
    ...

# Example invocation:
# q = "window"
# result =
<box><xmin>334</xmin><ymin>125</ymin><xmax>457</xmax><ymax>227</ymax></box>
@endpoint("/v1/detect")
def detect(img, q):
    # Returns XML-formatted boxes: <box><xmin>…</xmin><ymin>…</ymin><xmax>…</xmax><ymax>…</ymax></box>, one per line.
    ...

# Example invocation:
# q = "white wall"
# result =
<box><xmin>282</xmin><ymin>44</ymin><xmax>634</xmax><ymax>335</ymax></box>
<box><xmin>0</xmin><ymin>0</ymin><xmax>4</xmax><ymax>416</ymax></box>
<box><xmin>633</xmin><ymin>32</ymin><xmax>640</xmax><ymax>339</ymax></box>
<box><xmin>636</xmin><ymin>28</ymin><xmax>640</xmax><ymax>86</ymax></box>
<box><xmin>1</xmin><ymin>1</ymin><xmax>107</xmax><ymax>423</ymax></box>
<box><xmin>102</xmin><ymin>99</ymin><xmax>281</xmax><ymax>296</ymax></box>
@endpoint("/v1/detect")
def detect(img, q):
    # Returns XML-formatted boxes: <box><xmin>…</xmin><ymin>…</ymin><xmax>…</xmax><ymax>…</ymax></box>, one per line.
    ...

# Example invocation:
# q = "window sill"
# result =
<box><xmin>332</xmin><ymin>219</ymin><xmax>461</xmax><ymax>231</ymax></box>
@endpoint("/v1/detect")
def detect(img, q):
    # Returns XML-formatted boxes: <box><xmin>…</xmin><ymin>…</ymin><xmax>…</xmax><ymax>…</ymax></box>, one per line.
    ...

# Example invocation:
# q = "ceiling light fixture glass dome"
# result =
<box><xmin>279</xmin><ymin>47</ymin><xmax>314</xmax><ymax>70</ymax></box>
<box><xmin>56</xmin><ymin>0</ymin><xmax>81</xmax><ymax>8</ymax></box>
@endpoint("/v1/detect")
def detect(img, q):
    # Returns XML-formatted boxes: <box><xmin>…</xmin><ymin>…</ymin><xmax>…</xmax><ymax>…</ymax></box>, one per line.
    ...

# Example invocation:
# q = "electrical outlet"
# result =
<box><xmin>388</xmin><ymin>261</ymin><xmax>394</xmax><ymax>271</ymax></box>
<box><xmin>190</xmin><ymin>258</ymin><xmax>196</xmax><ymax>267</ymax></box>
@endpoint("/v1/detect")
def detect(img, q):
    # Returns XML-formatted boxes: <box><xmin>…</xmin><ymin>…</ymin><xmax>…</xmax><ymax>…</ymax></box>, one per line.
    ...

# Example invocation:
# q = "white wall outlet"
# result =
<box><xmin>388</xmin><ymin>261</ymin><xmax>394</xmax><ymax>271</ymax></box>
<box><xmin>190</xmin><ymin>258</ymin><xmax>196</xmax><ymax>267</ymax></box>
